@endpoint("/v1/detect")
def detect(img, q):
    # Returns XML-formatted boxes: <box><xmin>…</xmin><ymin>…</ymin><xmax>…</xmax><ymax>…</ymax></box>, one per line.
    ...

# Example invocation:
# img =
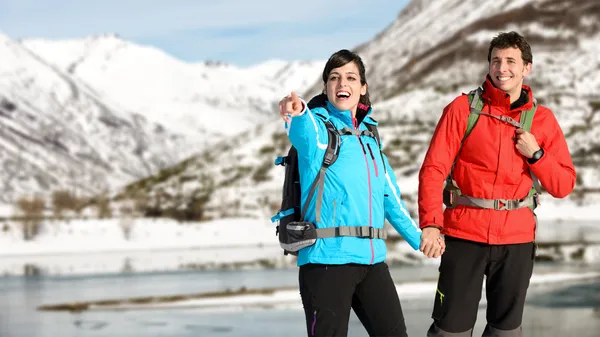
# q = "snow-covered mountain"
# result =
<box><xmin>116</xmin><ymin>0</ymin><xmax>600</xmax><ymax>222</ymax></box>
<box><xmin>0</xmin><ymin>34</ymin><xmax>190</xmax><ymax>204</ymax></box>
<box><xmin>0</xmin><ymin>34</ymin><xmax>322</xmax><ymax>206</ymax></box>
<box><xmin>22</xmin><ymin>35</ymin><xmax>324</xmax><ymax>138</ymax></box>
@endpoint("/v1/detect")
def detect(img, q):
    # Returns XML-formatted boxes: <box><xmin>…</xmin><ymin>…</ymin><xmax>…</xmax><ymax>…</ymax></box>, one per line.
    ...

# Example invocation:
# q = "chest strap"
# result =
<box><xmin>338</xmin><ymin>126</ymin><xmax>376</xmax><ymax>138</ymax></box>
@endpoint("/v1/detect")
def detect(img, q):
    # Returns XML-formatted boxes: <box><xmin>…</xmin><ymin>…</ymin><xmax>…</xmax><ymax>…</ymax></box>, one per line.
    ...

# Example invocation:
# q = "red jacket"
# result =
<box><xmin>418</xmin><ymin>77</ymin><xmax>576</xmax><ymax>244</ymax></box>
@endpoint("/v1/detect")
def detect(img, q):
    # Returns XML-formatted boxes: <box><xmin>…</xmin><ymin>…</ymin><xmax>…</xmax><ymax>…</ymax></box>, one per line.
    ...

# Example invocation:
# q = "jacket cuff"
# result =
<box><xmin>293</xmin><ymin>99</ymin><xmax>307</xmax><ymax>117</ymax></box>
<box><xmin>423</xmin><ymin>225</ymin><xmax>442</xmax><ymax>231</ymax></box>
<box><xmin>419</xmin><ymin>216</ymin><xmax>443</xmax><ymax>229</ymax></box>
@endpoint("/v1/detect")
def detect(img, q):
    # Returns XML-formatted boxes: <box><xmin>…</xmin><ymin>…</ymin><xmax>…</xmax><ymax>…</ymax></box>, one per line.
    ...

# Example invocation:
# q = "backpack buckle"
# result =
<box><xmin>533</xmin><ymin>193</ymin><xmax>541</xmax><ymax>208</ymax></box>
<box><xmin>323</xmin><ymin>151</ymin><xmax>335</xmax><ymax>166</ymax></box>
<box><xmin>493</xmin><ymin>199</ymin><xmax>509</xmax><ymax>211</ymax></box>
<box><xmin>274</xmin><ymin>156</ymin><xmax>287</xmax><ymax>166</ymax></box>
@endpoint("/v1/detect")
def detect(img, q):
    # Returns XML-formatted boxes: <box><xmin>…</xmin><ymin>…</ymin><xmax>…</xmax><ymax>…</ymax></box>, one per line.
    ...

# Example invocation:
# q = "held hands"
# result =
<box><xmin>514</xmin><ymin>128</ymin><xmax>540</xmax><ymax>158</ymax></box>
<box><xmin>420</xmin><ymin>227</ymin><xmax>445</xmax><ymax>258</ymax></box>
<box><xmin>279</xmin><ymin>91</ymin><xmax>304</xmax><ymax>123</ymax></box>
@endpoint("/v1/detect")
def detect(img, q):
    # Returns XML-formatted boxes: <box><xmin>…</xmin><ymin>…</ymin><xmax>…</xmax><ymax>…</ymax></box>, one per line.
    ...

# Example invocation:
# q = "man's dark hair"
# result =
<box><xmin>487</xmin><ymin>31</ymin><xmax>533</xmax><ymax>65</ymax></box>
<box><xmin>322</xmin><ymin>49</ymin><xmax>371</xmax><ymax>107</ymax></box>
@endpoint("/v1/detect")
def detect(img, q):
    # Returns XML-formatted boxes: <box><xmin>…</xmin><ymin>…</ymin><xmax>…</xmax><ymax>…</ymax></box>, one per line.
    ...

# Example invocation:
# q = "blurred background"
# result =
<box><xmin>0</xmin><ymin>0</ymin><xmax>599</xmax><ymax>336</ymax></box>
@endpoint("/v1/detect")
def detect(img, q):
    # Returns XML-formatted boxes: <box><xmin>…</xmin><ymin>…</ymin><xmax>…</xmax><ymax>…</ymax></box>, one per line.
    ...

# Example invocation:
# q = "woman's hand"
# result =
<box><xmin>279</xmin><ymin>91</ymin><xmax>304</xmax><ymax>123</ymax></box>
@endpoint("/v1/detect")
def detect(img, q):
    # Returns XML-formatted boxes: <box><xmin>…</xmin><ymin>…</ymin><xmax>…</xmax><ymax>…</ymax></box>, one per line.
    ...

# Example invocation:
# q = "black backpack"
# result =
<box><xmin>270</xmin><ymin>95</ymin><xmax>384</xmax><ymax>256</ymax></box>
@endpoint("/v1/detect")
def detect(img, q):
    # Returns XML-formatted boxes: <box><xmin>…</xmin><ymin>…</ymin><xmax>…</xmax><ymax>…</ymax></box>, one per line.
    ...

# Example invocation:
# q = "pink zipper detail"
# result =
<box><xmin>354</xmin><ymin>118</ymin><xmax>375</xmax><ymax>264</ymax></box>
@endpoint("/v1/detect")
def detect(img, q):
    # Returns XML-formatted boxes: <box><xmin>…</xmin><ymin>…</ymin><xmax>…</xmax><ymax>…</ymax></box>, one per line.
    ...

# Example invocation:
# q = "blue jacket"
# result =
<box><xmin>285</xmin><ymin>100</ymin><xmax>422</xmax><ymax>266</ymax></box>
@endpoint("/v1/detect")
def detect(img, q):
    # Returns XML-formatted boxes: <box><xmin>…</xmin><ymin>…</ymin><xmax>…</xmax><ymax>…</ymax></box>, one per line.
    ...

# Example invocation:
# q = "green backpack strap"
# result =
<box><xmin>444</xmin><ymin>88</ymin><xmax>484</xmax><ymax>200</ymax></box>
<box><xmin>520</xmin><ymin>100</ymin><xmax>542</xmax><ymax>209</ymax></box>
<box><xmin>464</xmin><ymin>88</ymin><xmax>484</xmax><ymax>140</ymax></box>
<box><xmin>519</xmin><ymin>99</ymin><xmax>536</xmax><ymax>132</ymax></box>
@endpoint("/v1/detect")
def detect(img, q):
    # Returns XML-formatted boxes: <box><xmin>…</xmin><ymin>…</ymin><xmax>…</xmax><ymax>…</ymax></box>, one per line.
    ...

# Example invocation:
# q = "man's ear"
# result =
<box><xmin>523</xmin><ymin>62</ymin><xmax>532</xmax><ymax>77</ymax></box>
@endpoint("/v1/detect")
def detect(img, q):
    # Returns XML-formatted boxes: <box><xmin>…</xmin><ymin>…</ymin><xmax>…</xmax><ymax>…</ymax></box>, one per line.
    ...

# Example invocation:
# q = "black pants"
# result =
<box><xmin>299</xmin><ymin>262</ymin><xmax>407</xmax><ymax>337</ymax></box>
<box><xmin>427</xmin><ymin>236</ymin><xmax>535</xmax><ymax>337</ymax></box>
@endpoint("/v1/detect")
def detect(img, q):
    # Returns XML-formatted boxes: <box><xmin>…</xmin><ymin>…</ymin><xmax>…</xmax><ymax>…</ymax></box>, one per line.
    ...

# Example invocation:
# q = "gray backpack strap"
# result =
<box><xmin>315</xmin><ymin>226</ymin><xmax>387</xmax><ymax>239</ymax></box>
<box><xmin>300</xmin><ymin>121</ymin><xmax>340</xmax><ymax>223</ymax></box>
<box><xmin>360</xmin><ymin>129</ymin><xmax>375</xmax><ymax>138</ymax></box>
<box><xmin>470</xmin><ymin>109</ymin><xmax>523</xmax><ymax>128</ymax></box>
<box><xmin>531</xmin><ymin>173</ymin><xmax>542</xmax><ymax>193</ymax></box>
<box><xmin>451</xmin><ymin>193</ymin><xmax>536</xmax><ymax>211</ymax></box>
<box><xmin>300</xmin><ymin>166</ymin><xmax>327</xmax><ymax>222</ymax></box>
<box><xmin>364</xmin><ymin>123</ymin><xmax>381</xmax><ymax>146</ymax></box>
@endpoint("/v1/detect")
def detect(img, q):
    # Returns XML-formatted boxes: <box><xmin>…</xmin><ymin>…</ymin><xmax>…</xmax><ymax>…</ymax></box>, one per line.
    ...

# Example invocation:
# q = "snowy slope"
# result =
<box><xmin>23</xmin><ymin>35</ymin><xmax>324</xmax><ymax>137</ymax></box>
<box><xmin>0</xmin><ymin>34</ymin><xmax>192</xmax><ymax>203</ymax></box>
<box><xmin>0</xmin><ymin>34</ymin><xmax>323</xmax><ymax>206</ymax></box>
<box><xmin>248</xmin><ymin>59</ymin><xmax>325</xmax><ymax>97</ymax></box>
<box><xmin>116</xmin><ymin>0</ymin><xmax>600</xmax><ymax>223</ymax></box>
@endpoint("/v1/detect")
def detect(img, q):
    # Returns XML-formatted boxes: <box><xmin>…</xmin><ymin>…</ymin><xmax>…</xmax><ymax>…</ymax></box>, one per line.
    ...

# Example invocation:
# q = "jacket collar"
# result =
<box><xmin>481</xmin><ymin>75</ymin><xmax>534</xmax><ymax>113</ymax></box>
<box><xmin>326</xmin><ymin>101</ymin><xmax>353</xmax><ymax>127</ymax></box>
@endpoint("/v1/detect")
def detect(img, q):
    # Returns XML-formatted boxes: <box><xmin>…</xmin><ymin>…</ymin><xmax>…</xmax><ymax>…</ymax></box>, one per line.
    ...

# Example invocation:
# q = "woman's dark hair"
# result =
<box><xmin>322</xmin><ymin>49</ymin><xmax>371</xmax><ymax>108</ymax></box>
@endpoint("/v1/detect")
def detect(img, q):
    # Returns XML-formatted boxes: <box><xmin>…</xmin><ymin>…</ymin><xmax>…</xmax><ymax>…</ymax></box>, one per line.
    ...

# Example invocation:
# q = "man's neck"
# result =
<box><xmin>508</xmin><ymin>90</ymin><xmax>521</xmax><ymax>104</ymax></box>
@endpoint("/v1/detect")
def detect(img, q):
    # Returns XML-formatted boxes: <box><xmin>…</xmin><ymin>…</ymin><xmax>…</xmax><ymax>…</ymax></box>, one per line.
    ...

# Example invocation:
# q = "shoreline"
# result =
<box><xmin>2</xmin><ymin>242</ymin><xmax>599</xmax><ymax>277</ymax></box>
<box><xmin>37</xmin><ymin>271</ymin><xmax>600</xmax><ymax>313</ymax></box>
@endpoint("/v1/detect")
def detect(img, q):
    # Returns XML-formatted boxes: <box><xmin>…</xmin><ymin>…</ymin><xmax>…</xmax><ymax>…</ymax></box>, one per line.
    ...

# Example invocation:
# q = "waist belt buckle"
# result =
<box><xmin>494</xmin><ymin>199</ymin><xmax>509</xmax><ymax>211</ymax></box>
<box><xmin>369</xmin><ymin>227</ymin><xmax>375</xmax><ymax>239</ymax></box>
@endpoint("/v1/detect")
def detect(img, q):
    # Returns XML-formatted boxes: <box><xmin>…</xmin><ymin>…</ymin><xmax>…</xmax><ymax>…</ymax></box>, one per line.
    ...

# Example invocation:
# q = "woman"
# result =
<box><xmin>278</xmin><ymin>49</ymin><xmax>444</xmax><ymax>337</ymax></box>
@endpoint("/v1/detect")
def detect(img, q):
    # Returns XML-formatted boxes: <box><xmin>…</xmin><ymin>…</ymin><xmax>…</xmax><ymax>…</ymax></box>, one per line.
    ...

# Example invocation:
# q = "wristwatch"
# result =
<box><xmin>528</xmin><ymin>148</ymin><xmax>544</xmax><ymax>164</ymax></box>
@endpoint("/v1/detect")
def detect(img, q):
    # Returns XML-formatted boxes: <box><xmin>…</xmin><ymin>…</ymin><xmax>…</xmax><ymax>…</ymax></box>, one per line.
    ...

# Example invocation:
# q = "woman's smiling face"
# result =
<box><xmin>325</xmin><ymin>61</ymin><xmax>367</xmax><ymax>114</ymax></box>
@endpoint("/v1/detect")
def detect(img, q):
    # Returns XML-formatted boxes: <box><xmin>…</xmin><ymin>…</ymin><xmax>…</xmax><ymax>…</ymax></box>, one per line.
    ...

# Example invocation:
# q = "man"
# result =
<box><xmin>418</xmin><ymin>31</ymin><xmax>576</xmax><ymax>337</ymax></box>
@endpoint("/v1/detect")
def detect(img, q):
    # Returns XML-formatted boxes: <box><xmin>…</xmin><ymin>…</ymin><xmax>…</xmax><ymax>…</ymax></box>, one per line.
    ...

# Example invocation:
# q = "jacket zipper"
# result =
<box><xmin>354</xmin><ymin>117</ymin><xmax>375</xmax><ymax>264</ymax></box>
<box><xmin>366</xmin><ymin>143</ymin><xmax>379</xmax><ymax>177</ymax></box>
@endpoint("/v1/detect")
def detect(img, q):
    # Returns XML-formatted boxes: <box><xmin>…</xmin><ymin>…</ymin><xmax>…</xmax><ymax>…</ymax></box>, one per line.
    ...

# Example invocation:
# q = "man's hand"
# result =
<box><xmin>420</xmin><ymin>227</ymin><xmax>443</xmax><ymax>258</ymax></box>
<box><xmin>279</xmin><ymin>91</ymin><xmax>304</xmax><ymax>123</ymax></box>
<box><xmin>515</xmin><ymin>128</ymin><xmax>540</xmax><ymax>158</ymax></box>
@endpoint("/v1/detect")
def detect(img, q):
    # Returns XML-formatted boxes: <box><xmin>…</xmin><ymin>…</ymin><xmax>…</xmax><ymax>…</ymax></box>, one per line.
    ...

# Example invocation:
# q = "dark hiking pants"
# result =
<box><xmin>427</xmin><ymin>236</ymin><xmax>535</xmax><ymax>337</ymax></box>
<box><xmin>299</xmin><ymin>262</ymin><xmax>407</xmax><ymax>337</ymax></box>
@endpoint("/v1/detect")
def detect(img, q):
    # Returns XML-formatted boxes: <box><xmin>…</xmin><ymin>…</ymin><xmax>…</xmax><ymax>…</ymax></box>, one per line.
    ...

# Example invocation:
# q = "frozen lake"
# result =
<box><xmin>1</xmin><ymin>262</ymin><xmax>599</xmax><ymax>337</ymax></box>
